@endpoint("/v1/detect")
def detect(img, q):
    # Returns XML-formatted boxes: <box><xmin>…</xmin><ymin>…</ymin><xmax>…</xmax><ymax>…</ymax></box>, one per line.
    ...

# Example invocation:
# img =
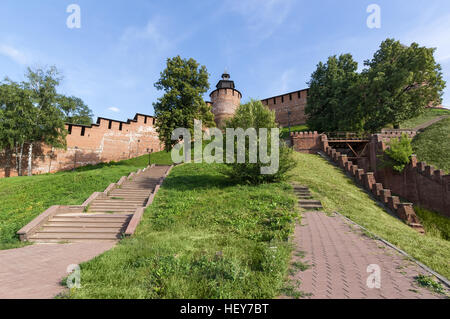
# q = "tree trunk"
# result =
<box><xmin>4</xmin><ymin>147</ymin><xmax>12</xmax><ymax>178</ymax></box>
<box><xmin>27</xmin><ymin>142</ymin><xmax>33</xmax><ymax>176</ymax></box>
<box><xmin>18</xmin><ymin>143</ymin><xmax>24</xmax><ymax>176</ymax></box>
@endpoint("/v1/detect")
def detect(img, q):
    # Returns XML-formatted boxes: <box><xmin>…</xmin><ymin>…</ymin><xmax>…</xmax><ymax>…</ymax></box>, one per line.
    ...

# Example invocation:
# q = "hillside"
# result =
<box><xmin>412</xmin><ymin>117</ymin><xmax>450</xmax><ymax>173</ymax></box>
<box><xmin>400</xmin><ymin>108</ymin><xmax>450</xmax><ymax>129</ymax></box>
<box><xmin>0</xmin><ymin>151</ymin><xmax>173</xmax><ymax>250</ymax></box>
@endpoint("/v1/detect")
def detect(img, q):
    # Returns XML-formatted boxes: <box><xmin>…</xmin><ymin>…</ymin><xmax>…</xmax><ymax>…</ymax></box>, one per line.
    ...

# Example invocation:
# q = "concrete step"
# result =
<box><xmin>90</xmin><ymin>203</ymin><xmax>142</xmax><ymax>207</ymax></box>
<box><xmin>88</xmin><ymin>209</ymin><xmax>137</xmax><ymax>213</ymax></box>
<box><xmin>299</xmin><ymin>204</ymin><xmax>323</xmax><ymax>209</ymax></box>
<box><xmin>94</xmin><ymin>199</ymin><xmax>146</xmax><ymax>203</ymax></box>
<box><xmin>29</xmin><ymin>238</ymin><xmax>119</xmax><ymax>243</ymax></box>
<box><xmin>50</xmin><ymin>216</ymin><xmax>131</xmax><ymax>223</ymax></box>
<box><xmin>39</xmin><ymin>227</ymin><xmax>123</xmax><ymax>233</ymax></box>
<box><xmin>29</xmin><ymin>233</ymin><xmax>122</xmax><ymax>240</ymax></box>
<box><xmin>299</xmin><ymin>200</ymin><xmax>322</xmax><ymax>205</ymax></box>
<box><xmin>45</xmin><ymin>222</ymin><xmax>126</xmax><ymax>228</ymax></box>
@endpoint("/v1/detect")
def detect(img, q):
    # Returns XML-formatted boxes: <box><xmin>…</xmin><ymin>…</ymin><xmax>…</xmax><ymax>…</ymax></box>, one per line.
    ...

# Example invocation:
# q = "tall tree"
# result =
<box><xmin>23</xmin><ymin>66</ymin><xmax>67</xmax><ymax>176</ymax></box>
<box><xmin>153</xmin><ymin>56</ymin><xmax>215</xmax><ymax>150</ymax></box>
<box><xmin>363</xmin><ymin>39</ymin><xmax>446</xmax><ymax>131</ymax></box>
<box><xmin>305</xmin><ymin>54</ymin><xmax>364</xmax><ymax>133</ymax></box>
<box><xmin>57</xmin><ymin>95</ymin><xmax>93</xmax><ymax>125</ymax></box>
<box><xmin>0</xmin><ymin>80</ymin><xmax>35</xmax><ymax>176</ymax></box>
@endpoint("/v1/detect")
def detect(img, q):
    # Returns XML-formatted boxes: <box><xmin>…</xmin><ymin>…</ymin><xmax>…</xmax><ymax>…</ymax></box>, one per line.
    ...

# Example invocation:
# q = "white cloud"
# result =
<box><xmin>223</xmin><ymin>0</ymin><xmax>294</xmax><ymax>40</ymax></box>
<box><xmin>108</xmin><ymin>107</ymin><xmax>120</xmax><ymax>113</ymax></box>
<box><xmin>0</xmin><ymin>44</ymin><xmax>29</xmax><ymax>65</ymax></box>
<box><xmin>120</xmin><ymin>16</ymin><xmax>178</xmax><ymax>53</ymax></box>
<box><xmin>405</xmin><ymin>14</ymin><xmax>450</xmax><ymax>63</ymax></box>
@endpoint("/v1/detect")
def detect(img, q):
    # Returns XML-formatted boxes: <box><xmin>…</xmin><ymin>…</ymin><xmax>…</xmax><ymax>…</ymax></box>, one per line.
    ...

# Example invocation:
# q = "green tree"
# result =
<box><xmin>23</xmin><ymin>66</ymin><xmax>67</xmax><ymax>176</ymax></box>
<box><xmin>363</xmin><ymin>39</ymin><xmax>446</xmax><ymax>131</ymax></box>
<box><xmin>153</xmin><ymin>56</ymin><xmax>215</xmax><ymax>151</ymax></box>
<box><xmin>224</xmin><ymin>100</ymin><xmax>296</xmax><ymax>184</ymax></box>
<box><xmin>380</xmin><ymin>134</ymin><xmax>414</xmax><ymax>172</ymax></box>
<box><xmin>57</xmin><ymin>95</ymin><xmax>93</xmax><ymax>125</ymax></box>
<box><xmin>305</xmin><ymin>54</ymin><xmax>364</xmax><ymax>133</ymax></box>
<box><xmin>0</xmin><ymin>80</ymin><xmax>35</xmax><ymax>176</ymax></box>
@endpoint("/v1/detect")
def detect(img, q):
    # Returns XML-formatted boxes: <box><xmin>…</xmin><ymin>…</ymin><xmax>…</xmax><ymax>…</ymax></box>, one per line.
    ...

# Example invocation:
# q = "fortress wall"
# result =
<box><xmin>262</xmin><ymin>89</ymin><xmax>308</xmax><ymax>127</ymax></box>
<box><xmin>369</xmin><ymin>134</ymin><xmax>449</xmax><ymax>217</ymax></box>
<box><xmin>0</xmin><ymin>113</ymin><xmax>162</xmax><ymax>178</ymax></box>
<box><xmin>291</xmin><ymin>131</ymin><xmax>322</xmax><ymax>154</ymax></box>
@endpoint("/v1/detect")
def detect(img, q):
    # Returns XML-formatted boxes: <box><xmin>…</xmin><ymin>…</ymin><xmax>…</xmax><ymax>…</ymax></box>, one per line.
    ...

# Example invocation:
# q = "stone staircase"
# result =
<box><xmin>293</xmin><ymin>185</ymin><xmax>323</xmax><ymax>210</ymax></box>
<box><xmin>26</xmin><ymin>165</ymin><xmax>171</xmax><ymax>243</ymax></box>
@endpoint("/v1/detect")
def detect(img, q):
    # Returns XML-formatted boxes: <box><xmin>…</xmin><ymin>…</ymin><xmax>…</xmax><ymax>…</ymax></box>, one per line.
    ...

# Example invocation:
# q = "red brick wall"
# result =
<box><xmin>261</xmin><ymin>89</ymin><xmax>308</xmax><ymax>127</ymax></box>
<box><xmin>0</xmin><ymin>113</ymin><xmax>162</xmax><ymax>178</ymax></box>
<box><xmin>368</xmin><ymin>134</ymin><xmax>450</xmax><ymax>217</ymax></box>
<box><xmin>291</xmin><ymin>131</ymin><xmax>322</xmax><ymax>154</ymax></box>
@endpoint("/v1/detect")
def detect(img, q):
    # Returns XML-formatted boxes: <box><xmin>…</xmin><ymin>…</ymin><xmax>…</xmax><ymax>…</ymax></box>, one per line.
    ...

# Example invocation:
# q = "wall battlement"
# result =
<box><xmin>0</xmin><ymin>113</ymin><xmax>162</xmax><ymax>178</ymax></box>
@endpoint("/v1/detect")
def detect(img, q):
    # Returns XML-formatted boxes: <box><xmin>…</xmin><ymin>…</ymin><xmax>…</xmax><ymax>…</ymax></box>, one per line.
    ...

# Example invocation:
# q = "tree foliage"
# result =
<box><xmin>0</xmin><ymin>66</ymin><xmax>94</xmax><ymax>176</ymax></box>
<box><xmin>224</xmin><ymin>100</ymin><xmax>296</xmax><ymax>184</ymax></box>
<box><xmin>153</xmin><ymin>56</ymin><xmax>215</xmax><ymax>151</ymax></box>
<box><xmin>305</xmin><ymin>39</ymin><xmax>446</xmax><ymax>133</ymax></box>
<box><xmin>363</xmin><ymin>39</ymin><xmax>445</xmax><ymax>131</ymax></box>
<box><xmin>57</xmin><ymin>95</ymin><xmax>93</xmax><ymax>125</ymax></box>
<box><xmin>381</xmin><ymin>134</ymin><xmax>414</xmax><ymax>172</ymax></box>
<box><xmin>306</xmin><ymin>54</ymin><xmax>364</xmax><ymax>133</ymax></box>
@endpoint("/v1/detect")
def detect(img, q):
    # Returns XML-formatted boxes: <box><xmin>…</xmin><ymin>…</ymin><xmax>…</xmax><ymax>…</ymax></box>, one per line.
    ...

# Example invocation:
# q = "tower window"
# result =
<box><xmin>273</xmin><ymin>98</ymin><xmax>276</xmax><ymax>104</ymax></box>
<box><xmin>281</xmin><ymin>96</ymin><xmax>284</xmax><ymax>103</ymax></box>
<box><xmin>68</xmin><ymin>125</ymin><xmax>72</xmax><ymax>134</ymax></box>
<box><xmin>81</xmin><ymin>127</ymin><xmax>85</xmax><ymax>136</ymax></box>
<box><xmin>119</xmin><ymin>123</ymin><xmax>123</xmax><ymax>131</ymax></box>
<box><xmin>108</xmin><ymin>120</ymin><xmax>112</xmax><ymax>129</ymax></box>
<box><xmin>298</xmin><ymin>91</ymin><xmax>301</xmax><ymax>99</ymax></box>
<box><xmin>144</xmin><ymin>116</ymin><xmax>147</xmax><ymax>124</ymax></box>
<box><xmin>289</xmin><ymin>94</ymin><xmax>292</xmax><ymax>101</ymax></box>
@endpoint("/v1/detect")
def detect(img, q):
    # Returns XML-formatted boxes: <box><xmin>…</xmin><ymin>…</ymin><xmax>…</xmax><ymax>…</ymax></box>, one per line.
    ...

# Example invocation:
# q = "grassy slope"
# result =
<box><xmin>289</xmin><ymin>152</ymin><xmax>450</xmax><ymax>279</ymax></box>
<box><xmin>0</xmin><ymin>151</ymin><xmax>173</xmax><ymax>250</ymax></box>
<box><xmin>400</xmin><ymin>108</ymin><xmax>450</xmax><ymax>129</ymax></box>
<box><xmin>412</xmin><ymin>117</ymin><xmax>450</xmax><ymax>173</ymax></box>
<box><xmin>280</xmin><ymin>124</ymin><xmax>309</xmax><ymax>139</ymax></box>
<box><xmin>64</xmin><ymin>163</ymin><xmax>297</xmax><ymax>299</ymax></box>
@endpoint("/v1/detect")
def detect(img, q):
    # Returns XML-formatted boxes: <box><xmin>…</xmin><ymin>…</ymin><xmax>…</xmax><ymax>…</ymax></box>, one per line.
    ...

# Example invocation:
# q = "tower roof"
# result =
<box><xmin>216</xmin><ymin>71</ymin><xmax>235</xmax><ymax>89</ymax></box>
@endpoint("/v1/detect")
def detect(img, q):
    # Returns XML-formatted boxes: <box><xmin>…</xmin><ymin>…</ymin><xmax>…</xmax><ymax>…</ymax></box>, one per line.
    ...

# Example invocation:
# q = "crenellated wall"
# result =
<box><xmin>261</xmin><ymin>89</ymin><xmax>308</xmax><ymax>127</ymax></box>
<box><xmin>290</xmin><ymin>131</ymin><xmax>322</xmax><ymax>154</ymax></box>
<box><xmin>321</xmin><ymin>140</ymin><xmax>426</xmax><ymax>232</ymax></box>
<box><xmin>368</xmin><ymin>133</ymin><xmax>449</xmax><ymax>217</ymax></box>
<box><xmin>0</xmin><ymin>113</ymin><xmax>162</xmax><ymax>178</ymax></box>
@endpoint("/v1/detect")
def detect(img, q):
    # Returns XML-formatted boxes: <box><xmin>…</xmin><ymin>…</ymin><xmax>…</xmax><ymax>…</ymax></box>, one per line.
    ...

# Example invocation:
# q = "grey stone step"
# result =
<box><xmin>29</xmin><ymin>233</ymin><xmax>122</xmax><ymax>240</ymax></box>
<box><xmin>39</xmin><ymin>227</ymin><xmax>123</xmax><ymax>233</ymax></box>
<box><xmin>50</xmin><ymin>216</ymin><xmax>131</xmax><ymax>223</ymax></box>
<box><xmin>44</xmin><ymin>222</ymin><xmax>126</xmax><ymax>228</ymax></box>
<box><xmin>299</xmin><ymin>204</ymin><xmax>323</xmax><ymax>209</ymax></box>
<box><xmin>299</xmin><ymin>200</ymin><xmax>322</xmax><ymax>204</ymax></box>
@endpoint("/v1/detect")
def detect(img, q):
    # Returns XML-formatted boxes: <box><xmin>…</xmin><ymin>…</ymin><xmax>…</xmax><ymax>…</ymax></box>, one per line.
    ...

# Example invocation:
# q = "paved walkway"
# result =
<box><xmin>0</xmin><ymin>242</ymin><xmax>115</xmax><ymax>299</ymax></box>
<box><xmin>285</xmin><ymin>211</ymin><xmax>446</xmax><ymax>299</ymax></box>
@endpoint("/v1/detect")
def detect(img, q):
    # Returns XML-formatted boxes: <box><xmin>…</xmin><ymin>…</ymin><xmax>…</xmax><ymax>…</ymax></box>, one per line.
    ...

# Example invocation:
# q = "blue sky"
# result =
<box><xmin>1</xmin><ymin>0</ymin><xmax>449</xmax><ymax>120</ymax></box>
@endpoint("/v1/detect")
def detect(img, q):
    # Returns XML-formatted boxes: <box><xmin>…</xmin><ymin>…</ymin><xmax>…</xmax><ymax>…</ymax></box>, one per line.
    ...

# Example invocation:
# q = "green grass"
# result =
<box><xmin>280</xmin><ymin>124</ymin><xmax>309</xmax><ymax>139</ymax></box>
<box><xmin>62</xmin><ymin>163</ymin><xmax>297</xmax><ymax>299</ymax></box>
<box><xmin>399</xmin><ymin>108</ymin><xmax>450</xmax><ymax>129</ymax></box>
<box><xmin>0</xmin><ymin>151</ymin><xmax>173</xmax><ymax>250</ymax></box>
<box><xmin>289</xmin><ymin>152</ymin><xmax>450</xmax><ymax>279</ymax></box>
<box><xmin>414</xmin><ymin>207</ymin><xmax>450</xmax><ymax>241</ymax></box>
<box><xmin>412</xmin><ymin>117</ymin><xmax>450</xmax><ymax>173</ymax></box>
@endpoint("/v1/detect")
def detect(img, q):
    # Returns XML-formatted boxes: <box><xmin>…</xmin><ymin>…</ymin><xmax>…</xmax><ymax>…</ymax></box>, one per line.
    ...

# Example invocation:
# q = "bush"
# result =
<box><xmin>223</xmin><ymin>100</ymin><xmax>296</xmax><ymax>184</ymax></box>
<box><xmin>381</xmin><ymin>134</ymin><xmax>413</xmax><ymax>172</ymax></box>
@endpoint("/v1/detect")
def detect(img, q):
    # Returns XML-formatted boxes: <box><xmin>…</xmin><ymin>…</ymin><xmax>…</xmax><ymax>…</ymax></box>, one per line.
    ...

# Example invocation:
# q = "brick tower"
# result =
<box><xmin>210</xmin><ymin>71</ymin><xmax>242</xmax><ymax>127</ymax></box>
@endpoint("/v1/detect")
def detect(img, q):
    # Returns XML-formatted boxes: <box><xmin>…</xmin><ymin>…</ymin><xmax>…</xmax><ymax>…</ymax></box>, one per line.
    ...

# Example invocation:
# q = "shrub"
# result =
<box><xmin>381</xmin><ymin>134</ymin><xmax>414</xmax><ymax>172</ymax></box>
<box><xmin>223</xmin><ymin>100</ymin><xmax>296</xmax><ymax>184</ymax></box>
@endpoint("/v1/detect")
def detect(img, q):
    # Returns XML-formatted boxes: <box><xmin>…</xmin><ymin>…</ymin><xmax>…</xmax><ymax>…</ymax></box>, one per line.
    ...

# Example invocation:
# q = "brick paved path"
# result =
<box><xmin>0</xmin><ymin>242</ymin><xmax>115</xmax><ymax>299</ymax></box>
<box><xmin>285</xmin><ymin>211</ymin><xmax>446</xmax><ymax>299</ymax></box>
